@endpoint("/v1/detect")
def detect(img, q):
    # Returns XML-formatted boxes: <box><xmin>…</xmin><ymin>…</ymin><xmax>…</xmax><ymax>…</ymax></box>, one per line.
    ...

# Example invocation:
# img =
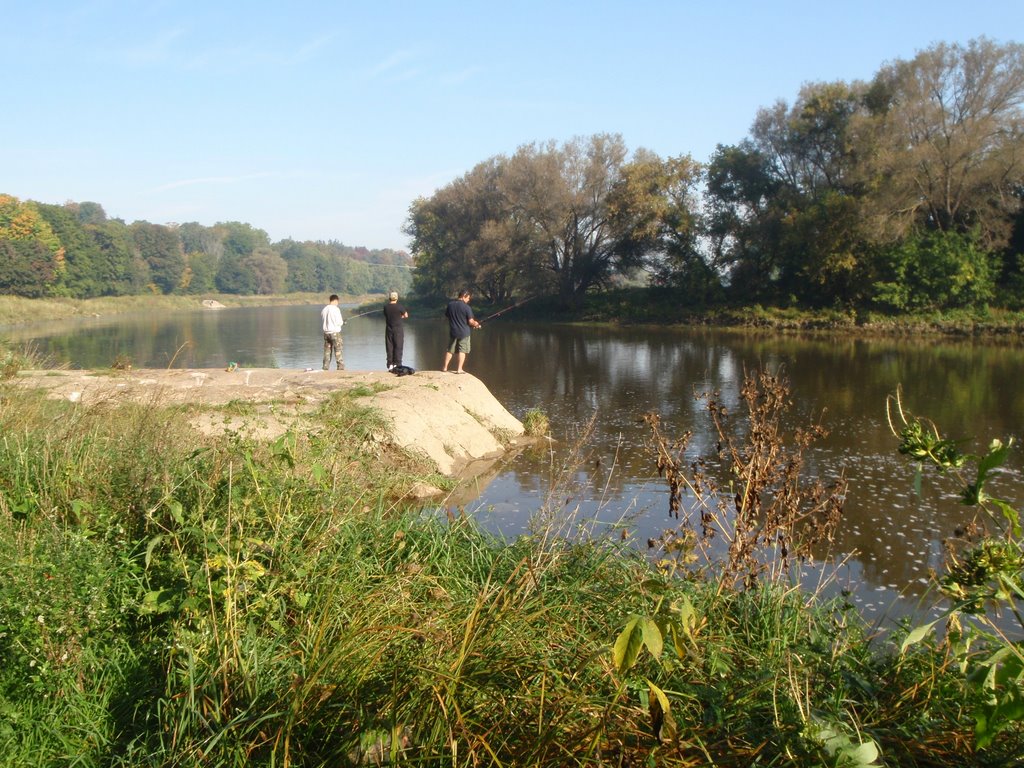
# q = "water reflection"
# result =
<box><xmin>7</xmin><ymin>305</ymin><xmax>1023</xmax><ymax>629</ymax></box>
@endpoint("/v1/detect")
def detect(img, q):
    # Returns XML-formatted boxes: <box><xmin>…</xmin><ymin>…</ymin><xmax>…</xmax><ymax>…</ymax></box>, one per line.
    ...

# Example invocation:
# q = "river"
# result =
<box><xmin>6</xmin><ymin>302</ymin><xmax>1023</xmax><ymax>631</ymax></box>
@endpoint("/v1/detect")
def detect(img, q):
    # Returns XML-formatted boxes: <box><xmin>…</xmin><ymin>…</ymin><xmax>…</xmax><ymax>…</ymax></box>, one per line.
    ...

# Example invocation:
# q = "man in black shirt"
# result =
<box><xmin>442</xmin><ymin>289</ymin><xmax>481</xmax><ymax>374</ymax></box>
<box><xmin>383</xmin><ymin>291</ymin><xmax>409</xmax><ymax>370</ymax></box>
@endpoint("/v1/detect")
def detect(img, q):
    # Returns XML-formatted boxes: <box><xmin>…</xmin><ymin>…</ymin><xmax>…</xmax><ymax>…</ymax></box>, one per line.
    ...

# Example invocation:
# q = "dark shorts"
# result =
<box><xmin>447</xmin><ymin>335</ymin><xmax>471</xmax><ymax>354</ymax></box>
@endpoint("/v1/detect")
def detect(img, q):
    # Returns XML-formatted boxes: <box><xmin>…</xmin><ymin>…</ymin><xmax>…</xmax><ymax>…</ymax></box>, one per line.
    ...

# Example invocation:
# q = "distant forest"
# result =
<box><xmin>0</xmin><ymin>195</ymin><xmax>413</xmax><ymax>299</ymax></box>
<box><xmin>7</xmin><ymin>38</ymin><xmax>1024</xmax><ymax>315</ymax></box>
<box><xmin>407</xmin><ymin>38</ymin><xmax>1024</xmax><ymax>313</ymax></box>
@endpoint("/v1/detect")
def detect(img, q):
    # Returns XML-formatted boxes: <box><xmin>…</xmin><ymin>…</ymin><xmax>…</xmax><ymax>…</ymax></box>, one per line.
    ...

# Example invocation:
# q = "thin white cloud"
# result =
<box><xmin>119</xmin><ymin>26</ymin><xmax>186</xmax><ymax>65</ymax></box>
<box><xmin>368</xmin><ymin>48</ymin><xmax>419</xmax><ymax>77</ymax></box>
<box><xmin>153</xmin><ymin>172</ymin><xmax>277</xmax><ymax>192</ymax></box>
<box><xmin>440</xmin><ymin>66</ymin><xmax>482</xmax><ymax>86</ymax></box>
<box><xmin>113</xmin><ymin>23</ymin><xmax>335</xmax><ymax>72</ymax></box>
<box><xmin>295</xmin><ymin>32</ymin><xmax>339</xmax><ymax>62</ymax></box>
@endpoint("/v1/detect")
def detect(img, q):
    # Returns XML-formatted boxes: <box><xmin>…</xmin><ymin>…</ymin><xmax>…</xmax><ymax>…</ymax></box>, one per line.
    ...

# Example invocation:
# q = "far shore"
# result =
<box><xmin>0</xmin><ymin>292</ymin><xmax>378</xmax><ymax>329</ymax></box>
<box><xmin>3</xmin><ymin>291</ymin><xmax>1024</xmax><ymax>338</ymax></box>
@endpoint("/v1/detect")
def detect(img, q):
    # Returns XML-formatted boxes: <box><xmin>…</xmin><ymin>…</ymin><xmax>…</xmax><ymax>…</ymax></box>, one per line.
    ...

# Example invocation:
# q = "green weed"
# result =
<box><xmin>0</xmin><ymin>376</ymin><xmax>1021</xmax><ymax>765</ymax></box>
<box><xmin>522</xmin><ymin>407</ymin><xmax>550</xmax><ymax>437</ymax></box>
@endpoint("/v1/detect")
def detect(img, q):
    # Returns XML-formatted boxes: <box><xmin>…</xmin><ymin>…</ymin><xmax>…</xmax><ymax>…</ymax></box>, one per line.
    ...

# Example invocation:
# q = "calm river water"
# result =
<box><xmin>6</xmin><ymin>303</ymin><xmax>1024</xmax><ymax>631</ymax></box>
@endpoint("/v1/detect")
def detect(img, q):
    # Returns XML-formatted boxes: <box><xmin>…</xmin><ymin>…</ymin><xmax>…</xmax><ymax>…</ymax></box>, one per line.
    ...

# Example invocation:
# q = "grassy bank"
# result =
<box><xmin>564</xmin><ymin>288</ymin><xmax>1024</xmax><ymax>336</ymax></box>
<box><xmin>386</xmin><ymin>288</ymin><xmax>1024</xmax><ymax>338</ymax></box>
<box><xmin>2</xmin><ymin>367</ymin><xmax>1021</xmax><ymax>765</ymax></box>
<box><xmin>0</xmin><ymin>293</ymin><xmax>383</xmax><ymax>329</ymax></box>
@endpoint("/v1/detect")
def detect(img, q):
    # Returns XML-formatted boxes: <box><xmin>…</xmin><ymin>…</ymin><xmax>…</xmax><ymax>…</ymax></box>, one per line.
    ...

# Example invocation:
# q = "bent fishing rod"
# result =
<box><xmin>344</xmin><ymin>294</ymin><xmax>538</xmax><ymax>324</ymax></box>
<box><xmin>478</xmin><ymin>294</ymin><xmax>538</xmax><ymax>324</ymax></box>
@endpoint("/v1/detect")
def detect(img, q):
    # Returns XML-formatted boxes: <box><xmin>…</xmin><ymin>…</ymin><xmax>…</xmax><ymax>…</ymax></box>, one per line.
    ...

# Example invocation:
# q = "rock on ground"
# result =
<box><xmin>8</xmin><ymin>368</ymin><xmax>525</xmax><ymax>479</ymax></box>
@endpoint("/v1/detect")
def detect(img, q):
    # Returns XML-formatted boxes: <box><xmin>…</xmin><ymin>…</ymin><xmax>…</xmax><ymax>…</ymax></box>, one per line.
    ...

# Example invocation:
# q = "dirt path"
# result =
<box><xmin>9</xmin><ymin>368</ymin><xmax>526</xmax><ymax>480</ymax></box>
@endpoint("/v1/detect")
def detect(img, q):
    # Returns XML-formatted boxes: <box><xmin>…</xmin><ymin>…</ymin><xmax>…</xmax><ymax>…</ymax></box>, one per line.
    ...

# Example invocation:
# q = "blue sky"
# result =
<box><xmin>3</xmin><ymin>1</ymin><xmax>1022</xmax><ymax>251</ymax></box>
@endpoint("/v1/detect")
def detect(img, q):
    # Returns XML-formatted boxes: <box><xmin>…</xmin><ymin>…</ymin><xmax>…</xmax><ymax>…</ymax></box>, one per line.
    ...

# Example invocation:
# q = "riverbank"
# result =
<box><xmin>560</xmin><ymin>289</ymin><xmax>1024</xmax><ymax>337</ymax></box>
<box><xmin>6</xmin><ymin>291</ymin><xmax>1024</xmax><ymax>338</ymax></box>
<box><xmin>8</xmin><ymin>366</ymin><xmax>527</xmax><ymax>485</ymax></box>
<box><xmin>2</xmin><ymin>371</ymin><xmax>1021</xmax><ymax>765</ymax></box>
<box><xmin>0</xmin><ymin>292</ymin><xmax>378</xmax><ymax>329</ymax></box>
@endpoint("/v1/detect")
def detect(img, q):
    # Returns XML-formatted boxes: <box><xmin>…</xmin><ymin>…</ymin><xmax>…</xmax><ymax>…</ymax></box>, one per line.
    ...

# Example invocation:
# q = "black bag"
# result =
<box><xmin>391</xmin><ymin>365</ymin><xmax>415</xmax><ymax>376</ymax></box>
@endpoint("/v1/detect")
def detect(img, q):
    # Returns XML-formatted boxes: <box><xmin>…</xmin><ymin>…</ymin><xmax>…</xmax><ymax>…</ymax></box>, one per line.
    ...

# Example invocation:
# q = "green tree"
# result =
<box><xmin>131</xmin><ymin>221</ymin><xmax>185</xmax><ymax>294</ymax></box>
<box><xmin>503</xmin><ymin>134</ymin><xmax>633</xmax><ymax>305</ymax></box>
<box><xmin>35</xmin><ymin>202</ymin><xmax>102</xmax><ymax>298</ymax></box>
<box><xmin>86</xmin><ymin>219</ymin><xmax>137</xmax><ymax>296</ymax></box>
<box><xmin>407</xmin><ymin>134</ymin><xmax>700</xmax><ymax>307</ymax></box>
<box><xmin>870</xmin><ymin>229</ymin><xmax>997</xmax><ymax>311</ymax></box>
<box><xmin>215</xmin><ymin>252</ymin><xmax>257</xmax><ymax>294</ymax></box>
<box><xmin>243</xmin><ymin>247</ymin><xmax>288</xmax><ymax>295</ymax></box>
<box><xmin>0</xmin><ymin>238</ymin><xmax>58</xmax><ymax>297</ymax></box>
<box><xmin>405</xmin><ymin>156</ymin><xmax>530</xmax><ymax>302</ymax></box>
<box><xmin>608</xmin><ymin>151</ymin><xmax>705</xmax><ymax>291</ymax></box>
<box><xmin>67</xmin><ymin>201</ymin><xmax>108</xmax><ymax>226</ymax></box>
<box><xmin>704</xmin><ymin>143</ymin><xmax>785</xmax><ymax>301</ymax></box>
<box><xmin>999</xmin><ymin>198</ymin><xmax>1024</xmax><ymax>306</ymax></box>
<box><xmin>280</xmin><ymin>240</ymin><xmax>324</xmax><ymax>292</ymax></box>
<box><xmin>183</xmin><ymin>252</ymin><xmax>217</xmax><ymax>294</ymax></box>
<box><xmin>708</xmin><ymin>82</ymin><xmax>870</xmax><ymax>305</ymax></box>
<box><xmin>0</xmin><ymin>194</ymin><xmax>65</xmax><ymax>296</ymax></box>
<box><xmin>217</xmin><ymin>221</ymin><xmax>270</xmax><ymax>259</ymax></box>
<box><xmin>343</xmin><ymin>258</ymin><xmax>372</xmax><ymax>295</ymax></box>
<box><xmin>861</xmin><ymin>38</ymin><xmax>1024</xmax><ymax>248</ymax></box>
<box><xmin>178</xmin><ymin>222</ymin><xmax>224</xmax><ymax>261</ymax></box>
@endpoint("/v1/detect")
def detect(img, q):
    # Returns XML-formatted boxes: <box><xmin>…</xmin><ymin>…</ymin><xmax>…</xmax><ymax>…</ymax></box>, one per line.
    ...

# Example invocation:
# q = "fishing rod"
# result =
<box><xmin>478</xmin><ymin>294</ymin><xmax>538</xmax><ymax>324</ymax></box>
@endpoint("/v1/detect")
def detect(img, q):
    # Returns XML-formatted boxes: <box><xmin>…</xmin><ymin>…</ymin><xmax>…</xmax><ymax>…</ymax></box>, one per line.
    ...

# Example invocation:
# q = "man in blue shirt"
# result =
<box><xmin>442</xmin><ymin>289</ymin><xmax>481</xmax><ymax>374</ymax></box>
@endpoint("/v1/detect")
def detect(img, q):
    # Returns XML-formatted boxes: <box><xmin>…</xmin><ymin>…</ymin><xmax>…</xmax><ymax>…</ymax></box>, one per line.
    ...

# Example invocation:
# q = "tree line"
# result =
<box><xmin>0</xmin><ymin>196</ymin><xmax>413</xmax><ymax>299</ymax></box>
<box><xmin>406</xmin><ymin>38</ymin><xmax>1024</xmax><ymax>312</ymax></box>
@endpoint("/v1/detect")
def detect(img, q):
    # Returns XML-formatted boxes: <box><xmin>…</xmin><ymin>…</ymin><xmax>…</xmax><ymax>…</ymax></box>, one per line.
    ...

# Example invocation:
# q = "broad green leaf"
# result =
<box><xmin>805</xmin><ymin>722</ymin><xmax>842</xmax><ymax>752</ymax></box>
<box><xmin>239</xmin><ymin>559</ymin><xmax>266</xmax><ymax>579</ymax></box>
<box><xmin>671</xmin><ymin>594</ymin><xmax>697</xmax><ymax>635</ymax></box>
<box><xmin>640</xmin><ymin>579</ymin><xmax>668</xmax><ymax>594</ymax></box>
<box><xmin>272</xmin><ymin>432</ymin><xmax>296</xmax><ymax>467</ymax></box>
<box><xmin>900</xmin><ymin>620</ymin><xmax>938</xmax><ymax>653</ymax></box>
<box><xmin>992</xmin><ymin>498</ymin><xmax>1022</xmax><ymax>537</ymax></box>
<box><xmin>140</xmin><ymin>588</ymin><xmax>179</xmax><ymax>615</ymax></box>
<box><xmin>976</xmin><ymin>438</ymin><xmax>1010</xmax><ymax>482</ymax></box>
<box><xmin>839</xmin><ymin>740</ymin><xmax>880</xmax><ymax>766</ymax></box>
<box><xmin>613</xmin><ymin>616</ymin><xmax>643</xmax><ymax>673</ymax></box>
<box><xmin>167</xmin><ymin>500</ymin><xmax>184</xmax><ymax>526</ymax></box>
<box><xmin>991</xmin><ymin>649</ymin><xmax>1024</xmax><ymax>687</ymax></box>
<box><xmin>975</xmin><ymin>709</ymin><xmax>995</xmax><ymax>749</ymax></box>
<box><xmin>640</xmin><ymin>616</ymin><xmax>664</xmax><ymax>660</ymax></box>
<box><xmin>145</xmin><ymin>534</ymin><xmax>164</xmax><ymax>569</ymax></box>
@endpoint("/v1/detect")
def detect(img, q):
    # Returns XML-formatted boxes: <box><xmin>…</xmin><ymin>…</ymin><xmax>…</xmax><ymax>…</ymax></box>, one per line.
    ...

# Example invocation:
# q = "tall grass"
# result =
<box><xmin>1</xmin><ymin>378</ymin><xmax>1021</xmax><ymax>766</ymax></box>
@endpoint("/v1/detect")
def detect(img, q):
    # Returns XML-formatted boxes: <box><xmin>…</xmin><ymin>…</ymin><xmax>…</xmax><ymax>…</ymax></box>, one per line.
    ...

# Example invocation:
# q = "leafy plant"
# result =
<box><xmin>644</xmin><ymin>367</ymin><xmax>846</xmax><ymax>588</ymax></box>
<box><xmin>612</xmin><ymin>587</ymin><xmax>700</xmax><ymax>744</ymax></box>
<box><xmin>889</xmin><ymin>387</ymin><xmax>1024</xmax><ymax>749</ymax></box>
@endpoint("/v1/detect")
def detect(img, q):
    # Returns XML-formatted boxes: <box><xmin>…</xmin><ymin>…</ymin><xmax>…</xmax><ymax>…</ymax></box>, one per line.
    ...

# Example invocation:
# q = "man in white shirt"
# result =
<box><xmin>321</xmin><ymin>294</ymin><xmax>344</xmax><ymax>370</ymax></box>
